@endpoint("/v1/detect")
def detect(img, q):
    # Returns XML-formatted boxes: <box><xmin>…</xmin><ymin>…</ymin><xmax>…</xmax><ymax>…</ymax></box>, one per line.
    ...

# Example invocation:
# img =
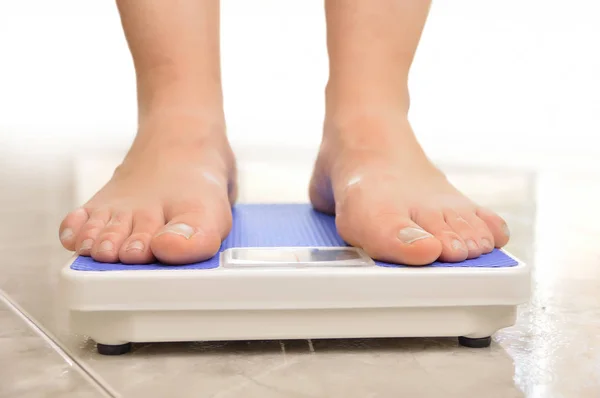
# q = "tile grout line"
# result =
<box><xmin>0</xmin><ymin>289</ymin><xmax>119</xmax><ymax>398</ymax></box>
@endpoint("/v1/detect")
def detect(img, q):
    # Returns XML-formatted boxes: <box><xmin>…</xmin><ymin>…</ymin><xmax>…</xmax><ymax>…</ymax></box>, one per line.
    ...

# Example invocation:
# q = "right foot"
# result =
<box><xmin>58</xmin><ymin>113</ymin><xmax>236</xmax><ymax>265</ymax></box>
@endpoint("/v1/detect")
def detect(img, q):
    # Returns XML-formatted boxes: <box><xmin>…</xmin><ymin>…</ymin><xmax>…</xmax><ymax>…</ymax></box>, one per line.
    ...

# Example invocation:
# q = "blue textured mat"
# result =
<box><xmin>71</xmin><ymin>204</ymin><xmax>518</xmax><ymax>271</ymax></box>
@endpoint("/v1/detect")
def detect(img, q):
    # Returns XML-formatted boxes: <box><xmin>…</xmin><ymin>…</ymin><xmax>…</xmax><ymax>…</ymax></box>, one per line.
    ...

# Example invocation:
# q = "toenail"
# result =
<box><xmin>398</xmin><ymin>227</ymin><xmax>433</xmax><ymax>244</ymax></box>
<box><xmin>126</xmin><ymin>240</ymin><xmax>144</xmax><ymax>252</ymax></box>
<box><xmin>481</xmin><ymin>238</ymin><xmax>493</xmax><ymax>250</ymax></box>
<box><xmin>466</xmin><ymin>239</ymin><xmax>478</xmax><ymax>251</ymax></box>
<box><xmin>502</xmin><ymin>224</ymin><xmax>510</xmax><ymax>238</ymax></box>
<box><xmin>451</xmin><ymin>239</ymin><xmax>465</xmax><ymax>251</ymax></box>
<box><xmin>97</xmin><ymin>240</ymin><xmax>113</xmax><ymax>252</ymax></box>
<box><xmin>60</xmin><ymin>228</ymin><xmax>74</xmax><ymax>241</ymax></box>
<box><xmin>79</xmin><ymin>239</ymin><xmax>93</xmax><ymax>252</ymax></box>
<box><xmin>157</xmin><ymin>223</ymin><xmax>196</xmax><ymax>239</ymax></box>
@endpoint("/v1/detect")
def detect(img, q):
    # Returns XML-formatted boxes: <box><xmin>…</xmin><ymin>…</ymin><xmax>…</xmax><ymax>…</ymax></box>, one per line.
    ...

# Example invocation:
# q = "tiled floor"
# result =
<box><xmin>0</xmin><ymin>298</ymin><xmax>103</xmax><ymax>397</ymax></box>
<box><xmin>1</xmin><ymin>148</ymin><xmax>599</xmax><ymax>397</ymax></box>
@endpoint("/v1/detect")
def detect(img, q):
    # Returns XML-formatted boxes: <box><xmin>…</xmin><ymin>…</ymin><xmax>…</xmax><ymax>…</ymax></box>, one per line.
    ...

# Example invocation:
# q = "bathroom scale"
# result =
<box><xmin>60</xmin><ymin>204</ymin><xmax>530</xmax><ymax>355</ymax></box>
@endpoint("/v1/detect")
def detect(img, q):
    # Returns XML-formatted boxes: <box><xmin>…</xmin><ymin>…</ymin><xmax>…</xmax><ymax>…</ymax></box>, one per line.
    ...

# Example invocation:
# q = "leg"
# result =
<box><xmin>311</xmin><ymin>0</ymin><xmax>510</xmax><ymax>265</ymax></box>
<box><xmin>58</xmin><ymin>0</ymin><xmax>236</xmax><ymax>264</ymax></box>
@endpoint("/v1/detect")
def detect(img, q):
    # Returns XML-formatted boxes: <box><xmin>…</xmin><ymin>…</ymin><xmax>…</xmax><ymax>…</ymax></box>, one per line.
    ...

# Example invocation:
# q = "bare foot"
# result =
<box><xmin>310</xmin><ymin>112</ymin><xmax>510</xmax><ymax>266</ymax></box>
<box><xmin>59</xmin><ymin>113</ymin><xmax>236</xmax><ymax>264</ymax></box>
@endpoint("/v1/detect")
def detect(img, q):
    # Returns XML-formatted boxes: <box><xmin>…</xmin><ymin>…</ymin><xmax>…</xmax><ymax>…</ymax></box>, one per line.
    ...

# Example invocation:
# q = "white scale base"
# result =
<box><xmin>60</xmin><ymin>247</ymin><xmax>530</xmax><ymax>355</ymax></box>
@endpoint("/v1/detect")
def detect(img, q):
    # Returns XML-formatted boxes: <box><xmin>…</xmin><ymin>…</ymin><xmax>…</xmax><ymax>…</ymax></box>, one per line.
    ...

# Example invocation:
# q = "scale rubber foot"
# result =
<box><xmin>97</xmin><ymin>343</ymin><xmax>132</xmax><ymax>355</ymax></box>
<box><xmin>458</xmin><ymin>336</ymin><xmax>492</xmax><ymax>348</ymax></box>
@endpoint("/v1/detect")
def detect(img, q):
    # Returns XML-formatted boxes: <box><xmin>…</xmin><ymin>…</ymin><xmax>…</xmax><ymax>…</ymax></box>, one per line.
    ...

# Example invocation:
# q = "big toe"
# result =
<box><xmin>151</xmin><ymin>207</ymin><xmax>231</xmax><ymax>265</ymax></box>
<box><xmin>336</xmin><ymin>202</ymin><xmax>443</xmax><ymax>265</ymax></box>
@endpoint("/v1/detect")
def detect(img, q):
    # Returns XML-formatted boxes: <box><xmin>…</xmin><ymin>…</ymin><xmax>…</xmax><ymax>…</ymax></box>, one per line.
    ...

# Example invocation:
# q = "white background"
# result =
<box><xmin>1</xmin><ymin>0</ymin><xmax>599</xmax><ymax>169</ymax></box>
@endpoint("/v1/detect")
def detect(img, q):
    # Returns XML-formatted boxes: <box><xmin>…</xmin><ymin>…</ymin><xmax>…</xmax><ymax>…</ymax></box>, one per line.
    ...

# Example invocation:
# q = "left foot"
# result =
<box><xmin>310</xmin><ymin>112</ymin><xmax>510</xmax><ymax>265</ymax></box>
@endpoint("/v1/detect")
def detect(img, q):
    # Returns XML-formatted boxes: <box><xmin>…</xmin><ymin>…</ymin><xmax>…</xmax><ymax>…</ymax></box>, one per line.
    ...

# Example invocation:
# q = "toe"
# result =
<box><xmin>91</xmin><ymin>210</ymin><xmax>133</xmax><ymax>263</ymax></box>
<box><xmin>336</xmin><ymin>206</ymin><xmax>442</xmax><ymax>266</ymax></box>
<box><xmin>74</xmin><ymin>208</ymin><xmax>111</xmax><ymax>256</ymax></box>
<box><xmin>444</xmin><ymin>209</ymin><xmax>484</xmax><ymax>258</ymax></box>
<box><xmin>476</xmin><ymin>207</ymin><xmax>510</xmax><ymax>248</ymax></box>
<box><xmin>151</xmin><ymin>204</ymin><xmax>231</xmax><ymax>265</ymax></box>
<box><xmin>413</xmin><ymin>210</ymin><xmax>468</xmax><ymax>262</ymax></box>
<box><xmin>119</xmin><ymin>209</ymin><xmax>164</xmax><ymax>264</ymax></box>
<box><xmin>460</xmin><ymin>212</ymin><xmax>496</xmax><ymax>254</ymax></box>
<box><xmin>59</xmin><ymin>208</ymin><xmax>89</xmax><ymax>251</ymax></box>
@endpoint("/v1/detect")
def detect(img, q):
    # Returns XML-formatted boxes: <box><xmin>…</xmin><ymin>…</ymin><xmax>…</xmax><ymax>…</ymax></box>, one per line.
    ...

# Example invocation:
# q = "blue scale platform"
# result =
<box><xmin>71</xmin><ymin>204</ymin><xmax>518</xmax><ymax>271</ymax></box>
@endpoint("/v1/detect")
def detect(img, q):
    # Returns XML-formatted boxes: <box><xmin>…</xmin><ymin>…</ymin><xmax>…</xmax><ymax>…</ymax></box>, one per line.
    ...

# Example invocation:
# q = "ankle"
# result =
<box><xmin>140</xmin><ymin>103</ymin><xmax>225</xmax><ymax>129</ymax></box>
<box><xmin>325</xmin><ymin>83</ymin><xmax>410</xmax><ymax>122</ymax></box>
<box><xmin>324</xmin><ymin>104</ymin><xmax>409</xmax><ymax>137</ymax></box>
<box><xmin>137</xmin><ymin>65</ymin><xmax>224</xmax><ymax>116</ymax></box>
<box><xmin>322</xmin><ymin>109</ymin><xmax>426</xmax><ymax>162</ymax></box>
<box><xmin>129</xmin><ymin>109</ymin><xmax>228</xmax><ymax>158</ymax></box>
<box><xmin>326</xmin><ymin>74</ymin><xmax>409</xmax><ymax>107</ymax></box>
